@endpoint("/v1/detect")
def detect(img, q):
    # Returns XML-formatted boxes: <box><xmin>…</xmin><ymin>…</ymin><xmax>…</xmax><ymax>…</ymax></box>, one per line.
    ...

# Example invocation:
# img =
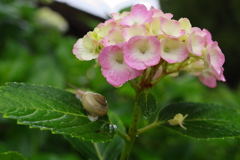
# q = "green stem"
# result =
<box><xmin>117</xmin><ymin>129</ymin><xmax>130</xmax><ymax>142</ymax></box>
<box><xmin>148</xmin><ymin>59</ymin><xmax>165</xmax><ymax>82</ymax></box>
<box><xmin>119</xmin><ymin>60</ymin><xmax>167</xmax><ymax>159</ymax></box>
<box><xmin>151</xmin><ymin>72</ymin><xmax>166</xmax><ymax>86</ymax></box>
<box><xmin>141</xmin><ymin>69</ymin><xmax>148</xmax><ymax>82</ymax></box>
<box><xmin>93</xmin><ymin>143</ymin><xmax>103</xmax><ymax>160</ymax></box>
<box><xmin>119</xmin><ymin>101</ymin><xmax>141</xmax><ymax>160</ymax></box>
<box><xmin>137</xmin><ymin>121</ymin><xmax>161</xmax><ymax>135</ymax></box>
<box><xmin>129</xmin><ymin>80</ymin><xmax>139</xmax><ymax>92</ymax></box>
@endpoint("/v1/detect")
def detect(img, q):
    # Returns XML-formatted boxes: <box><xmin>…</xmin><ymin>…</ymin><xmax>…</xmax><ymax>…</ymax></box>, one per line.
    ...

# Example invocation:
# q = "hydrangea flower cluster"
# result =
<box><xmin>73</xmin><ymin>4</ymin><xmax>225</xmax><ymax>88</ymax></box>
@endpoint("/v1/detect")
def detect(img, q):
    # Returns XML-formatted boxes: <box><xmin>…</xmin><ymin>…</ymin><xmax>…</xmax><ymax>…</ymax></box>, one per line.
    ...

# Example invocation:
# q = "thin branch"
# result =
<box><xmin>137</xmin><ymin>122</ymin><xmax>162</xmax><ymax>135</ymax></box>
<box><xmin>116</xmin><ymin>129</ymin><xmax>130</xmax><ymax>142</ymax></box>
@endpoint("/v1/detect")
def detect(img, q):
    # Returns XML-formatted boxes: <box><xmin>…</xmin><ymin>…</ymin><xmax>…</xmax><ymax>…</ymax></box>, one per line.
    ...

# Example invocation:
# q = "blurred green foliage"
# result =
<box><xmin>0</xmin><ymin>0</ymin><xmax>240</xmax><ymax>160</ymax></box>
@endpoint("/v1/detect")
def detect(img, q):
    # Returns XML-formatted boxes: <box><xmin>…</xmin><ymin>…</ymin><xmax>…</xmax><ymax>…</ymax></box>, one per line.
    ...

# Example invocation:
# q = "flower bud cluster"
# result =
<box><xmin>73</xmin><ymin>4</ymin><xmax>225</xmax><ymax>88</ymax></box>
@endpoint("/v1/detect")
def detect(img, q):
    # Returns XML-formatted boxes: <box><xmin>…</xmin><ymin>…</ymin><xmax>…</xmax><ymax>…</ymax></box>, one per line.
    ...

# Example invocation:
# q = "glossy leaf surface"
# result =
<box><xmin>158</xmin><ymin>102</ymin><xmax>240</xmax><ymax>139</ymax></box>
<box><xmin>0</xmin><ymin>82</ymin><xmax>116</xmax><ymax>142</ymax></box>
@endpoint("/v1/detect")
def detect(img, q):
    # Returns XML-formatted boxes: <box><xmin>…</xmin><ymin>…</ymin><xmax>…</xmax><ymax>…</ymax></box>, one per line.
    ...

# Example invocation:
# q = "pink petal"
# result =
<box><xmin>217</xmin><ymin>67</ymin><xmax>226</xmax><ymax>82</ymax></box>
<box><xmin>72</xmin><ymin>38</ymin><xmax>98</xmax><ymax>61</ymax></box>
<box><xmin>202</xmin><ymin>29</ymin><xmax>213</xmax><ymax>45</ymax></box>
<box><xmin>124</xmin><ymin>36</ymin><xmax>161</xmax><ymax>70</ymax></box>
<box><xmin>120</xmin><ymin>4</ymin><xmax>153</xmax><ymax>26</ymax></box>
<box><xmin>199</xmin><ymin>74</ymin><xmax>217</xmax><ymax>88</ymax></box>
<box><xmin>150</xmin><ymin>7</ymin><xmax>173</xmax><ymax>19</ymax></box>
<box><xmin>110</xmin><ymin>12</ymin><xmax>130</xmax><ymax>20</ymax></box>
<box><xmin>122</xmin><ymin>24</ymin><xmax>146</xmax><ymax>41</ymax></box>
<box><xmin>153</xmin><ymin>66</ymin><xmax>163</xmax><ymax>80</ymax></box>
<box><xmin>198</xmin><ymin>65</ymin><xmax>225</xmax><ymax>88</ymax></box>
<box><xmin>179</xmin><ymin>18</ymin><xmax>192</xmax><ymax>33</ymax></box>
<box><xmin>101</xmin><ymin>66</ymin><xmax>142</xmax><ymax>86</ymax></box>
<box><xmin>98</xmin><ymin>43</ymin><xmax>142</xmax><ymax>86</ymax></box>
<box><xmin>161</xmin><ymin>17</ymin><xmax>186</xmax><ymax>38</ymax></box>
<box><xmin>96</xmin><ymin>21</ymin><xmax>117</xmax><ymax>37</ymax></box>
<box><xmin>96</xmin><ymin>19</ymin><xmax>115</xmax><ymax>28</ymax></box>
<box><xmin>160</xmin><ymin>38</ymin><xmax>188</xmax><ymax>63</ymax></box>
<box><xmin>187</xmin><ymin>29</ymin><xmax>206</xmax><ymax>56</ymax></box>
<box><xmin>102</xmin><ymin>27</ymin><xmax>125</xmax><ymax>46</ymax></box>
<box><xmin>98</xmin><ymin>43</ymin><xmax>124</xmax><ymax>69</ymax></box>
<box><xmin>149</xmin><ymin>18</ymin><xmax>164</xmax><ymax>35</ymax></box>
<box><xmin>207</xmin><ymin>42</ymin><xmax>225</xmax><ymax>74</ymax></box>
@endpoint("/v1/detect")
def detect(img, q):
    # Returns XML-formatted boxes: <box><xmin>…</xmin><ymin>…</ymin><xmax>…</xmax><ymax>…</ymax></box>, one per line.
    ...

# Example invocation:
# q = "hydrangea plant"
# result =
<box><xmin>0</xmin><ymin>4</ymin><xmax>240</xmax><ymax>160</ymax></box>
<box><xmin>73</xmin><ymin>4</ymin><xmax>225</xmax><ymax>88</ymax></box>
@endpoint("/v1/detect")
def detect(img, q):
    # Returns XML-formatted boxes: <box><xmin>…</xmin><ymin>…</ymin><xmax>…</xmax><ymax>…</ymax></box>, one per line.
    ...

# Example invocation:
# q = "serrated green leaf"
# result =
<box><xmin>0</xmin><ymin>82</ymin><xmax>116</xmax><ymax>142</ymax></box>
<box><xmin>0</xmin><ymin>151</ymin><xmax>26</xmax><ymax>160</ymax></box>
<box><xmin>158</xmin><ymin>102</ymin><xmax>240</xmax><ymax>139</ymax></box>
<box><xmin>64</xmin><ymin>111</ymin><xmax>125</xmax><ymax>160</ymax></box>
<box><xmin>137</xmin><ymin>91</ymin><xmax>157</xmax><ymax>120</ymax></box>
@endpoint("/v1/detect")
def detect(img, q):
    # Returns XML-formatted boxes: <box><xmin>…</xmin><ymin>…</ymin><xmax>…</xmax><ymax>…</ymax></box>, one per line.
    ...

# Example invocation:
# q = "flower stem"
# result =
<box><xmin>129</xmin><ymin>80</ymin><xmax>139</xmax><ymax>92</ymax></box>
<box><xmin>137</xmin><ymin>121</ymin><xmax>161</xmax><ymax>135</ymax></box>
<box><xmin>116</xmin><ymin>129</ymin><xmax>130</xmax><ymax>142</ymax></box>
<box><xmin>119</xmin><ymin>101</ymin><xmax>141</xmax><ymax>160</ymax></box>
<box><xmin>151</xmin><ymin>73</ymin><xmax>166</xmax><ymax>86</ymax></box>
<box><xmin>93</xmin><ymin>143</ymin><xmax>103</xmax><ymax>160</ymax></box>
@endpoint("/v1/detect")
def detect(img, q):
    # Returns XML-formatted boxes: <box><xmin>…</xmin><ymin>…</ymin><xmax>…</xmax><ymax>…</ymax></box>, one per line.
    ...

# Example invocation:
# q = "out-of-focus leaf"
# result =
<box><xmin>29</xmin><ymin>153</ymin><xmax>81</xmax><ymax>160</ymax></box>
<box><xmin>27</xmin><ymin>55</ymin><xmax>65</xmax><ymax>89</ymax></box>
<box><xmin>0</xmin><ymin>151</ymin><xmax>26</xmax><ymax>160</ymax></box>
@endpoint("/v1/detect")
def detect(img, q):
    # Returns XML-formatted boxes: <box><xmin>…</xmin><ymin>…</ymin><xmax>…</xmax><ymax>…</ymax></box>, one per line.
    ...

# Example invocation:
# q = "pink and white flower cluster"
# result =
<box><xmin>73</xmin><ymin>4</ymin><xmax>225</xmax><ymax>88</ymax></box>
